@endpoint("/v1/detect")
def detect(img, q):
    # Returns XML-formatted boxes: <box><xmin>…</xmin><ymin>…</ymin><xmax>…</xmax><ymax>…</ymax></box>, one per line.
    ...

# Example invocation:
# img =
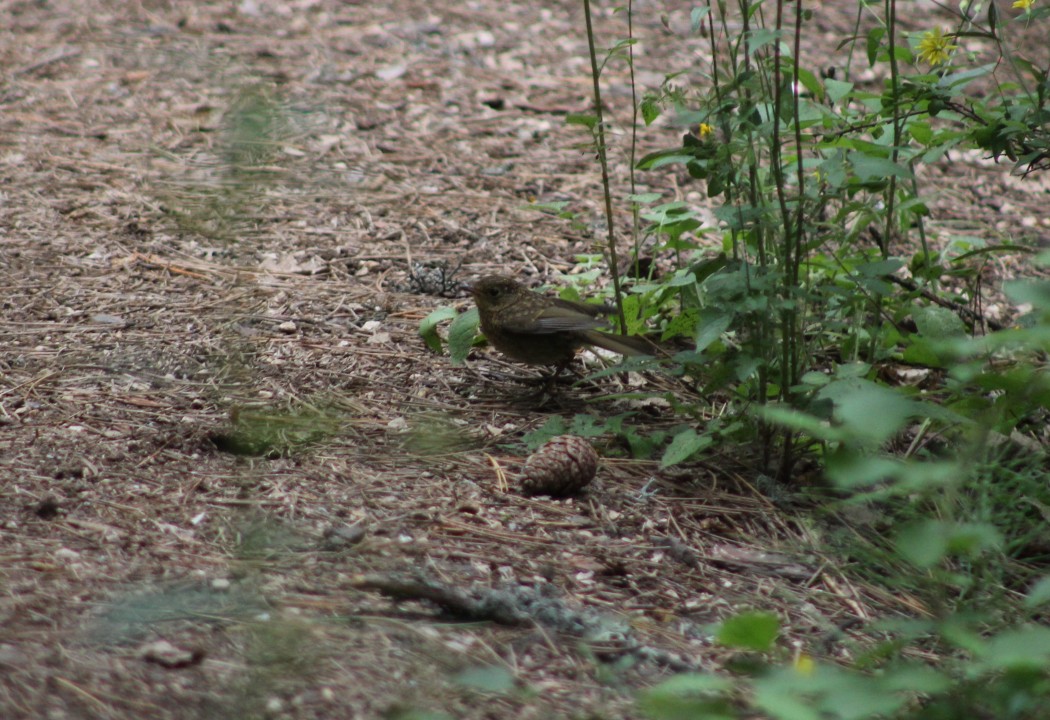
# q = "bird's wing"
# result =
<box><xmin>494</xmin><ymin>304</ymin><xmax>605</xmax><ymax>334</ymax></box>
<box><xmin>529</xmin><ymin>298</ymin><xmax>613</xmax><ymax>332</ymax></box>
<box><xmin>535</xmin><ymin>304</ymin><xmax>612</xmax><ymax>333</ymax></box>
<box><xmin>551</xmin><ymin>297</ymin><xmax>611</xmax><ymax>317</ymax></box>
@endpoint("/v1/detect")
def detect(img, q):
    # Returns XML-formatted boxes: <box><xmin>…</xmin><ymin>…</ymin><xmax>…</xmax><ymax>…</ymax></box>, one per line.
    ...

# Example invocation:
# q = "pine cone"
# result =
<box><xmin>521</xmin><ymin>435</ymin><xmax>598</xmax><ymax>497</ymax></box>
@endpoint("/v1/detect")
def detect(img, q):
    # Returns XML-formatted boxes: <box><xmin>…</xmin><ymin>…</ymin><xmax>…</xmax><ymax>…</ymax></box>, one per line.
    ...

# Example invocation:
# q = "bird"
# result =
<box><xmin>469</xmin><ymin>275</ymin><xmax>653</xmax><ymax>368</ymax></box>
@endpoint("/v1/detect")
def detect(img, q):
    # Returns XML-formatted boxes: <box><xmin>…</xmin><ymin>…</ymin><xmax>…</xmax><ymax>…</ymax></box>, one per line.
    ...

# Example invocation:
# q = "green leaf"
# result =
<box><xmin>833</xmin><ymin>362</ymin><xmax>872</xmax><ymax>379</ymax></box>
<box><xmin>796</xmin><ymin>67</ymin><xmax>823</xmax><ymax>100</ymax></box>
<box><xmin>387</xmin><ymin>709</ymin><xmax>454</xmax><ymax>720</ymax></box>
<box><xmin>640</xmin><ymin>96</ymin><xmax>661</xmax><ymax>126</ymax></box>
<box><xmin>866</xmin><ymin>27</ymin><xmax>885</xmax><ymax>66</ymax></box>
<box><xmin>759</xmin><ymin>405</ymin><xmax>847</xmax><ymax>443</ymax></box>
<box><xmin>913</xmin><ymin>305</ymin><xmax>966</xmax><ymax>339</ymax></box>
<box><xmin>637</xmin><ymin>673</ymin><xmax>734</xmax><ymax>720</ymax></box>
<box><xmin>747</xmin><ymin>28</ymin><xmax>781</xmax><ymax>55</ymax></box>
<box><xmin>571</xmin><ymin>412</ymin><xmax>629</xmax><ymax>438</ymax></box>
<box><xmin>825</xmin><ymin>452</ymin><xmax>902</xmax><ymax>491</ymax></box>
<box><xmin>523</xmin><ymin>416</ymin><xmax>568</xmax><ymax>449</ymax></box>
<box><xmin>896</xmin><ymin>520</ymin><xmax>1002</xmax><ymax>568</ymax></box>
<box><xmin>1004</xmin><ymin>278</ymin><xmax>1050</xmax><ymax>312</ymax></box>
<box><xmin>629</xmin><ymin>192</ymin><xmax>663</xmax><ymax>204</ymax></box>
<box><xmin>890</xmin><ymin>44</ymin><xmax>914</xmax><ymax>63</ymax></box>
<box><xmin>824</xmin><ymin>78</ymin><xmax>854</xmax><ymax>105</ymax></box>
<box><xmin>566</xmin><ymin>113</ymin><xmax>598</xmax><ymax>129</ymax></box>
<box><xmin>418</xmin><ymin>306</ymin><xmax>459</xmax><ymax>353</ymax></box>
<box><xmin>625</xmin><ymin>427</ymin><xmax>666</xmax><ymax>460</ymax></box>
<box><xmin>717</xmin><ymin>611</ymin><xmax>779</xmax><ymax>651</ymax></box>
<box><xmin>662</xmin><ymin>307</ymin><xmax>700</xmax><ymax>342</ymax></box>
<box><xmin>847</xmin><ymin>152</ymin><xmax>913</xmax><ymax>181</ymax></box>
<box><xmin>660</xmin><ymin>427</ymin><xmax>712</xmax><ymax>468</ymax></box>
<box><xmin>901</xmin><ymin>336</ymin><xmax>943</xmax><ymax>368</ymax></box>
<box><xmin>642</xmin><ymin>201</ymin><xmax>694</xmax><ymax>222</ymax></box>
<box><xmin>938</xmin><ymin>62</ymin><xmax>996</xmax><ymax>91</ymax></box>
<box><xmin>908</xmin><ymin>120</ymin><xmax>933</xmax><ymax>144</ymax></box>
<box><xmin>892</xmin><ymin>458</ymin><xmax>966</xmax><ymax>493</ymax></box>
<box><xmin>895</xmin><ymin>522</ymin><xmax>948</xmax><ymax>568</ymax></box>
<box><xmin>816</xmin><ymin>379</ymin><xmax>916</xmax><ymax>446</ymax></box>
<box><xmin>978</xmin><ymin>626</ymin><xmax>1050</xmax><ymax>672</ymax></box>
<box><xmin>637</xmin><ymin>150</ymin><xmax>697</xmax><ymax>170</ymax></box>
<box><xmin>619</xmin><ymin>294</ymin><xmax>646</xmax><ymax>335</ymax></box>
<box><xmin>752</xmin><ymin>683</ymin><xmax>819</xmax><ymax>720</ymax></box>
<box><xmin>879</xmin><ymin>664</ymin><xmax>951</xmax><ymax>694</ymax></box>
<box><xmin>753</xmin><ymin>664</ymin><xmax>924</xmax><ymax>720</ymax></box>
<box><xmin>896</xmin><ymin>196</ymin><xmax>930</xmax><ymax>219</ymax></box>
<box><xmin>527</xmin><ymin>200</ymin><xmax>572</xmax><ymax>217</ymax></box>
<box><xmin>853</xmin><ymin>258</ymin><xmax>904</xmax><ymax>277</ymax></box>
<box><xmin>644</xmin><ymin>673</ymin><xmax>732</xmax><ymax>695</ymax></box>
<box><xmin>695</xmin><ymin>313</ymin><xmax>732</xmax><ymax>352</ymax></box>
<box><xmin>937</xmin><ymin>619</ymin><xmax>988</xmax><ymax>656</ymax></box>
<box><xmin>689</xmin><ymin>6</ymin><xmax>711</xmax><ymax>33</ymax></box>
<box><xmin>453</xmin><ymin>665</ymin><xmax>516</xmax><ymax>693</ymax></box>
<box><xmin>1024</xmin><ymin>576</ymin><xmax>1050</xmax><ymax>609</ymax></box>
<box><xmin>448</xmin><ymin>307</ymin><xmax>479</xmax><ymax>365</ymax></box>
<box><xmin>799</xmin><ymin>371</ymin><xmax>830</xmax><ymax>387</ymax></box>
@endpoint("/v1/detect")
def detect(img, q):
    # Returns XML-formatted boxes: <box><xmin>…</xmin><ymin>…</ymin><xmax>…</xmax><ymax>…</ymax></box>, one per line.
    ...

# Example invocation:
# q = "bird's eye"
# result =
<box><xmin>486</xmin><ymin>287</ymin><xmax>501</xmax><ymax>298</ymax></box>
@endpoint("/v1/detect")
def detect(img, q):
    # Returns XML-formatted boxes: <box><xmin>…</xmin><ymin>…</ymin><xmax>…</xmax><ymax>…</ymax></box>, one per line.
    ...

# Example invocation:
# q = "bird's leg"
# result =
<box><xmin>506</xmin><ymin>362</ymin><xmax>571</xmax><ymax>406</ymax></box>
<box><xmin>543</xmin><ymin>362</ymin><xmax>568</xmax><ymax>394</ymax></box>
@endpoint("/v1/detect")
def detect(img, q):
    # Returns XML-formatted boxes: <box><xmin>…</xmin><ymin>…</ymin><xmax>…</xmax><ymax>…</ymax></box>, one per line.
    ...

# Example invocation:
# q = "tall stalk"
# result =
<box><xmin>582</xmin><ymin>0</ymin><xmax>627</xmax><ymax>332</ymax></box>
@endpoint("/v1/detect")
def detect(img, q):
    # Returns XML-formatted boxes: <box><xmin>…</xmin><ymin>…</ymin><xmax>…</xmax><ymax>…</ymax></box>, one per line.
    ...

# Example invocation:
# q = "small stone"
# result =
<box><xmin>54</xmin><ymin>548</ymin><xmax>80</xmax><ymax>563</ymax></box>
<box><xmin>321</xmin><ymin>522</ymin><xmax>367</xmax><ymax>550</ymax></box>
<box><xmin>138</xmin><ymin>640</ymin><xmax>203</xmax><ymax>668</ymax></box>
<box><xmin>90</xmin><ymin>313</ymin><xmax>126</xmax><ymax>327</ymax></box>
<box><xmin>375</xmin><ymin>64</ymin><xmax>406</xmax><ymax>81</ymax></box>
<box><xmin>0</xmin><ymin>644</ymin><xmax>30</xmax><ymax>668</ymax></box>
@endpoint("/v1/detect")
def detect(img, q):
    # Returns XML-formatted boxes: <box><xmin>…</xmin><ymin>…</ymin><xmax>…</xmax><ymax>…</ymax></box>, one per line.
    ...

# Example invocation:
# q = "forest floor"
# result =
<box><xmin>2</xmin><ymin>1</ymin><xmax>1048</xmax><ymax>718</ymax></box>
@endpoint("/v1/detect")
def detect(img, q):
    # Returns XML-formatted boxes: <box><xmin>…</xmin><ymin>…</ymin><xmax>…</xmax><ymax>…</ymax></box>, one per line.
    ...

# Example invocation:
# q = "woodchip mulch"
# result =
<box><xmin>2</xmin><ymin>1</ymin><xmax>1046</xmax><ymax>718</ymax></box>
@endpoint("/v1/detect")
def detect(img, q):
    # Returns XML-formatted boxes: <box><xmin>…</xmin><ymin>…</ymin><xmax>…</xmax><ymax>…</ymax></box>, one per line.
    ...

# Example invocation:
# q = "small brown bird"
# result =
<box><xmin>470</xmin><ymin>275</ymin><xmax>652</xmax><ymax>367</ymax></box>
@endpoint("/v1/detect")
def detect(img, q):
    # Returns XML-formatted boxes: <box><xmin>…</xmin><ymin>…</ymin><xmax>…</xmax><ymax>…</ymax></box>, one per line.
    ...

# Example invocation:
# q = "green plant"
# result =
<box><xmin>614</xmin><ymin>0</ymin><xmax>1048</xmax><ymax>474</ymax></box>
<box><xmin>419</xmin><ymin>0</ymin><xmax>1050</xmax><ymax>714</ymax></box>
<box><xmin>638</xmin><ymin>600</ymin><xmax>1050</xmax><ymax>720</ymax></box>
<box><xmin>555</xmin><ymin>2</ymin><xmax>1050</xmax><ymax>718</ymax></box>
<box><xmin>423</xmin><ymin>0</ymin><xmax>1049</xmax><ymax>476</ymax></box>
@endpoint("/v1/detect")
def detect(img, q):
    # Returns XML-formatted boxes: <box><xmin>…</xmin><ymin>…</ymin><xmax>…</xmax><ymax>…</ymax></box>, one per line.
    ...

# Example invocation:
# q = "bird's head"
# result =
<box><xmin>470</xmin><ymin>275</ymin><xmax>525</xmax><ymax>313</ymax></box>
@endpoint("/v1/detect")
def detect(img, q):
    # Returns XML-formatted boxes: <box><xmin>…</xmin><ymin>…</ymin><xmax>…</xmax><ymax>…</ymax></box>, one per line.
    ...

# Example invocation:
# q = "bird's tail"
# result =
<box><xmin>581</xmin><ymin>330</ymin><xmax>659</xmax><ymax>358</ymax></box>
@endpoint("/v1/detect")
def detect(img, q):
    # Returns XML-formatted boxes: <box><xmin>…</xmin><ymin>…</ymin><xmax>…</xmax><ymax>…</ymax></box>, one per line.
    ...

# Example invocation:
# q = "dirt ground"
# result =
<box><xmin>2</xmin><ymin>1</ymin><xmax>1048</xmax><ymax>718</ymax></box>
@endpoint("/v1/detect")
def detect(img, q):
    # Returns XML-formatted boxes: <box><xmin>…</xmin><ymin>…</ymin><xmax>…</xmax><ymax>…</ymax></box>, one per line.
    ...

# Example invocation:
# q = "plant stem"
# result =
<box><xmin>582</xmin><ymin>0</ymin><xmax>628</xmax><ymax>332</ymax></box>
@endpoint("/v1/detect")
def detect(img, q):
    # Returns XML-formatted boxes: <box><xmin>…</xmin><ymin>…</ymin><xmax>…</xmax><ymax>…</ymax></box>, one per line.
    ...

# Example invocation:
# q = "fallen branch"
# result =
<box><xmin>350</xmin><ymin>572</ymin><xmax>698</xmax><ymax>671</ymax></box>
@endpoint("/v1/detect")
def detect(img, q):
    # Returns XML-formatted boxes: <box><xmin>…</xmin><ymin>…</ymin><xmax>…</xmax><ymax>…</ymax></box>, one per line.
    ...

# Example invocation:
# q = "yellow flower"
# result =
<box><xmin>917</xmin><ymin>27</ymin><xmax>958</xmax><ymax>67</ymax></box>
<box><xmin>1012</xmin><ymin>0</ymin><xmax>1034</xmax><ymax>10</ymax></box>
<box><xmin>698</xmin><ymin>123</ymin><xmax>714</xmax><ymax>139</ymax></box>
<box><xmin>794</xmin><ymin>653</ymin><xmax>815</xmax><ymax>676</ymax></box>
